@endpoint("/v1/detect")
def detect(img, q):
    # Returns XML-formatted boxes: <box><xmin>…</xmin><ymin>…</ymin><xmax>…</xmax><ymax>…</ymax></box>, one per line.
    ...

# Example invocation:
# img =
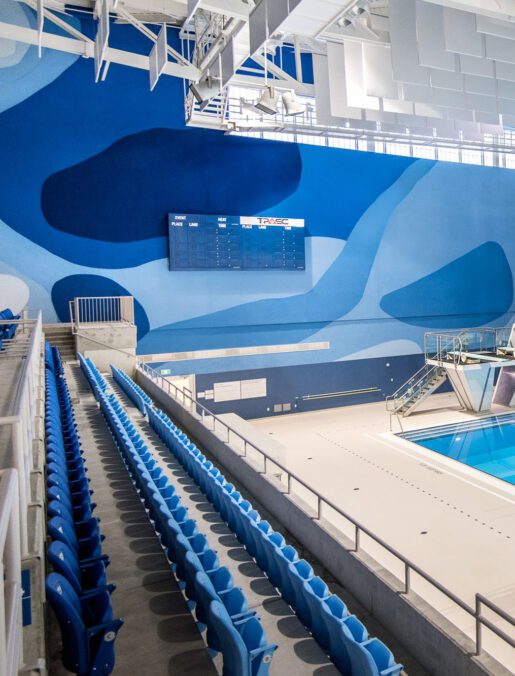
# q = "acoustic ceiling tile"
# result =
<box><xmin>389</xmin><ymin>0</ymin><xmax>430</xmax><ymax>85</ymax></box>
<box><xmin>467</xmin><ymin>92</ymin><xmax>498</xmax><ymax>112</ymax></box>
<box><xmin>498</xmin><ymin>97</ymin><xmax>515</xmax><ymax>114</ymax></box>
<box><xmin>430</xmin><ymin>69</ymin><xmax>464</xmax><ymax>91</ymax></box>
<box><xmin>446</xmin><ymin>107</ymin><xmax>475</xmax><ymax>121</ymax></box>
<box><xmin>497</xmin><ymin>78</ymin><xmax>515</xmax><ymax>99</ymax></box>
<box><xmin>458</xmin><ymin>54</ymin><xmax>495</xmax><ymax>77</ymax></box>
<box><xmin>363</xmin><ymin>43</ymin><xmax>398</xmax><ymax>99</ymax></box>
<box><xmin>464</xmin><ymin>74</ymin><xmax>497</xmax><ymax>96</ymax></box>
<box><xmin>416</xmin><ymin>1</ymin><xmax>456</xmax><ymax>71</ymax></box>
<box><xmin>432</xmin><ymin>87</ymin><xmax>468</xmax><ymax>108</ymax></box>
<box><xmin>485</xmin><ymin>34</ymin><xmax>515</xmax><ymax>64</ymax></box>
<box><xmin>476</xmin><ymin>15</ymin><xmax>515</xmax><ymax>40</ymax></box>
<box><xmin>343</xmin><ymin>40</ymin><xmax>380</xmax><ymax>110</ymax></box>
<box><xmin>495</xmin><ymin>60</ymin><xmax>515</xmax><ymax>81</ymax></box>
<box><xmin>443</xmin><ymin>7</ymin><xmax>484</xmax><ymax>57</ymax></box>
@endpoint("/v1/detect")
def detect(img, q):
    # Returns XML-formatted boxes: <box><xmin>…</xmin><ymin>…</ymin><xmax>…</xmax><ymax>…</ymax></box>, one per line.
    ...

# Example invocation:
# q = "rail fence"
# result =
<box><xmin>137</xmin><ymin>360</ymin><xmax>515</xmax><ymax>663</ymax></box>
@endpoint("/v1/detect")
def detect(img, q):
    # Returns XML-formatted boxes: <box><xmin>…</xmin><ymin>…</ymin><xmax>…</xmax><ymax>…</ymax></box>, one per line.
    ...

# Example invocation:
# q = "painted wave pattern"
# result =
<box><xmin>1</xmin><ymin>6</ymin><xmax>514</xmax><ymax>373</ymax></box>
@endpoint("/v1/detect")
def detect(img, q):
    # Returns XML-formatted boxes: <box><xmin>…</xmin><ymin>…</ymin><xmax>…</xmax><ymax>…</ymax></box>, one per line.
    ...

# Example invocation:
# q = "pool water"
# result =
<box><xmin>401</xmin><ymin>415</ymin><xmax>515</xmax><ymax>485</ymax></box>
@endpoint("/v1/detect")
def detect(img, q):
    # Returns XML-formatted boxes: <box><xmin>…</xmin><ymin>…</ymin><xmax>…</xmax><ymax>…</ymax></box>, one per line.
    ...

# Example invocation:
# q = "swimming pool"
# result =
<box><xmin>401</xmin><ymin>414</ymin><xmax>515</xmax><ymax>485</ymax></box>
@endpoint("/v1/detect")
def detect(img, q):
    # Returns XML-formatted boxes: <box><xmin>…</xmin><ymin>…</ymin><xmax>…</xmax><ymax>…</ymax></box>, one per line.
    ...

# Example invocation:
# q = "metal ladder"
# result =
<box><xmin>386</xmin><ymin>363</ymin><xmax>448</xmax><ymax>417</ymax></box>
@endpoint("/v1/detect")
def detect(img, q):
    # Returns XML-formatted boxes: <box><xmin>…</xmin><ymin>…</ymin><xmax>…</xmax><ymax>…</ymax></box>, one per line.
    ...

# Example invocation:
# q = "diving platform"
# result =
<box><xmin>387</xmin><ymin>325</ymin><xmax>515</xmax><ymax>416</ymax></box>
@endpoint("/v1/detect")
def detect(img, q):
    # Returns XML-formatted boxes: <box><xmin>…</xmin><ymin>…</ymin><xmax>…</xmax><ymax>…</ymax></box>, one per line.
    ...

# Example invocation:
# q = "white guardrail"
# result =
<box><xmin>0</xmin><ymin>312</ymin><xmax>42</xmax><ymax>555</ymax></box>
<box><xmin>69</xmin><ymin>296</ymin><xmax>134</xmax><ymax>331</ymax></box>
<box><xmin>0</xmin><ymin>469</ymin><xmax>22</xmax><ymax>676</ymax></box>
<box><xmin>137</xmin><ymin>360</ymin><xmax>515</xmax><ymax>665</ymax></box>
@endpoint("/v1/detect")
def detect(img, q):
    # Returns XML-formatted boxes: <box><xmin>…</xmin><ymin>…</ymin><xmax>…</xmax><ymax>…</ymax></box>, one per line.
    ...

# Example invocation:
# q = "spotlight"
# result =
<box><xmin>255</xmin><ymin>86</ymin><xmax>279</xmax><ymax>115</ymax></box>
<box><xmin>282</xmin><ymin>90</ymin><xmax>305</xmax><ymax>116</ymax></box>
<box><xmin>189</xmin><ymin>76</ymin><xmax>220</xmax><ymax>110</ymax></box>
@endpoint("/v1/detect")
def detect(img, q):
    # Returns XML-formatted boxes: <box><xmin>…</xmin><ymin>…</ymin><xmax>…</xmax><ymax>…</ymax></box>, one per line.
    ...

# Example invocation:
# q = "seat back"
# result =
<box><xmin>46</xmin><ymin>573</ymin><xmax>89</xmax><ymax>674</ymax></box>
<box><xmin>47</xmin><ymin>541</ymin><xmax>83</xmax><ymax>595</ymax></box>
<box><xmin>208</xmin><ymin>600</ymin><xmax>247</xmax><ymax>676</ymax></box>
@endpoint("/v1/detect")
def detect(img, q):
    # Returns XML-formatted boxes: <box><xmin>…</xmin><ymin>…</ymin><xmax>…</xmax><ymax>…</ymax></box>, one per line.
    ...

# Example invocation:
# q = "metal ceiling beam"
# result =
<box><xmin>115</xmin><ymin>6</ymin><xmax>193</xmax><ymax>69</ymax></box>
<box><xmin>21</xmin><ymin>0</ymin><xmax>94</xmax><ymax>43</ymax></box>
<box><xmin>0</xmin><ymin>20</ymin><xmax>199</xmax><ymax>79</ymax></box>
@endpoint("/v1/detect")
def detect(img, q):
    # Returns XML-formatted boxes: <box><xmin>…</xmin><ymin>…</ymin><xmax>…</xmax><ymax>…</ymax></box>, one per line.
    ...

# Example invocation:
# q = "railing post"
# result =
<box><xmin>355</xmin><ymin>524</ymin><xmax>360</xmax><ymax>551</ymax></box>
<box><xmin>475</xmin><ymin>595</ymin><xmax>482</xmax><ymax>656</ymax></box>
<box><xmin>317</xmin><ymin>496</ymin><xmax>322</xmax><ymax>519</ymax></box>
<box><xmin>405</xmin><ymin>563</ymin><xmax>411</xmax><ymax>593</ymax></box>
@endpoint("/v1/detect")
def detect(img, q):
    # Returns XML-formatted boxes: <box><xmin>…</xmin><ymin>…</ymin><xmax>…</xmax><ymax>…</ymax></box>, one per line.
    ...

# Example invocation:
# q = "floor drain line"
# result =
<box><xmin>317</xmin><ymin>432</ymin><xmax>509</xmax><ymax>539</ymax></box>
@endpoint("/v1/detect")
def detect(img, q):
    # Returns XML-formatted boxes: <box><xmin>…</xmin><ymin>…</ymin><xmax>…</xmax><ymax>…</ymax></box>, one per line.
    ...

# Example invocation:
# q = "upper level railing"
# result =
<box><xmin>69</xmin><ymin>296</ymin><xmax>135</xmax><ymax>332</ymax></box>
<box><xmin>0</xmin><ymin>312</ymin><xmax>42</xmax><ymax>555</ymax></box>
<box><xmin>425</xmin><ymin>326</ymin><xmax>513</xmax><ymax>364</ymax></box>
<box><xmin>0</xmin><ymin>468</ymin><xmax>22</xmax><ymax>676</ymax></box>
<box><xmin>137</xmin><ymin>360</ymin><xmax>515</xmax><ymax>665</ymax></box>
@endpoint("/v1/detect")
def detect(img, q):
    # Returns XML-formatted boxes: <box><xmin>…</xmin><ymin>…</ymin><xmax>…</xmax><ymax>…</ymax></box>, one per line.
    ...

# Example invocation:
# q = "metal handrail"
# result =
<box><xmin>0</xmin><ymin>469</ymin><xmax>22</xmax><ymax>676</ymax></box>
<box><xmin>69</xmin><ymin>296</ymin><xmax>135</xmax><ymax>331</ymax></box>
<box><xmin>137</xmin><ymin>360</ymin><xmax>515</xmax><ymax>660</ymax></box>
<box><xmin>0</xmin><ymin>312</ymin><xmax>42</xmax><ymax>554</ymax></box>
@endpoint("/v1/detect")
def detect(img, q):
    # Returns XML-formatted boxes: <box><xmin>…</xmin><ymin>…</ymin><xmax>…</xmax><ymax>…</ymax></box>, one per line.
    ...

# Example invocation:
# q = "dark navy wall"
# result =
<box><xmin>192</xmin><ymin>353</ymin><xmax>448</xmax><ymax>419</ymax></box>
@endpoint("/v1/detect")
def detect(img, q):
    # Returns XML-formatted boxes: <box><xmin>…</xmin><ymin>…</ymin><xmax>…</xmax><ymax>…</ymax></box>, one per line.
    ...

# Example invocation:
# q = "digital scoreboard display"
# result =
<box><xmin>168</xmin><ymin>214</ymin><xmax>305</xmax><ymax>271</ymax></box>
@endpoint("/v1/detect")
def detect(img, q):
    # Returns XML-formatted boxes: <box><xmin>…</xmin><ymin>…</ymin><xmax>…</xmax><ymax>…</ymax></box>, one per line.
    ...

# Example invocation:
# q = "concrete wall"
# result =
<box><xmin>137</xmin><ymin>368</ymin><xmax>509</xmax><ymax>676</ymax></box>
<box><xmin>75</xmin><ymin>324</ymin><xmax>137</xmax><ymax>373</ymax></box>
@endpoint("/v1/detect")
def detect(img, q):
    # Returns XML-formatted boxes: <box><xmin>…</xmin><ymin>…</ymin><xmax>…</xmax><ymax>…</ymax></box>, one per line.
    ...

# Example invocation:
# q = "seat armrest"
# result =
<box><xmin>380</xmin><ymin>665</ymin><xmax>403</xmax><ymax>676</ymax></box>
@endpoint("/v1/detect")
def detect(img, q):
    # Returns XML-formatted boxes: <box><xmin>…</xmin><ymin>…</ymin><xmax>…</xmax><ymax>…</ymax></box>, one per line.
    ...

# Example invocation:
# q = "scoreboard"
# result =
<box><xmin>168</xmin><ymin>214</ymin><xmax>305</xmax><ymax>271</ymax></box>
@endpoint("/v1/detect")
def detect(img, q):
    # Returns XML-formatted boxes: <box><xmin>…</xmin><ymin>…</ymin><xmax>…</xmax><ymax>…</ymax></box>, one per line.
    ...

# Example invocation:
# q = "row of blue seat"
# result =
<box><xmin>44</xmin><ymin>345</ymin><xmax>123</xmax><ymax>676</ymax></box>
<box><xmin>111</xmin><ymin>364</ymin><xmax>152</xmax><ymax>415</ymax></box>
<box><xmin>144</xmin><ymin>397</ymin><xmax>403</xmax><ymax>676</ymax></box>
<box><xmin>80</xmin><ymin>354</ymin><xmax>278</xmax><ymax>676</ymax></box>
<box><xmin>0</xmin><ymin>307</ymin><xmax>20</xmax><ymax>348</ymax></box>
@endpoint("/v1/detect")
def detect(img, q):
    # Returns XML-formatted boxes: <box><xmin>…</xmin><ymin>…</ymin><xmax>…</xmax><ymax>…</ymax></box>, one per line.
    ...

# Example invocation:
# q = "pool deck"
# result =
<box><xmin>251</xmin><ymin>392</ymin><xmax>515</xmax><ymax>671</ymax></box>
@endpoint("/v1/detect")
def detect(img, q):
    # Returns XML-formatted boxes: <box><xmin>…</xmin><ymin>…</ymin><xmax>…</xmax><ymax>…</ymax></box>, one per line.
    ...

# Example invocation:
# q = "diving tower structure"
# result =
<box><xmin>387</xmin><ymin>326</ymin><xmax>515</xmax><ymax>416</ymax></box>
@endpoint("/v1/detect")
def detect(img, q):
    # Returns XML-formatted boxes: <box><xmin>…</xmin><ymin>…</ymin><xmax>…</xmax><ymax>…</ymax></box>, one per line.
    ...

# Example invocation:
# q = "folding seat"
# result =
<box><xmin>208</xmin><ymin>567</ymin><xmax>235</xmax><ymax>597</ymax></box>
<box><xmin>259</xmin><ymin>531</ymin><xmax>285</xmax><ymax>588</ymax></box>
<box><xmin>220</xmin><ymin>489</ymin><xmax>241</xmax><ymax>524</ymax></box>
<box><xmin>181</xmin><ymin>548</ymin><xmax>204</xmax><ymax>602</ymax></box>
<box><xmin>208</xmin><ymin>600</ymin><xmax>277</xmax><ymax>676</ymax></box>
<box><xmin>231</xmin><ymin>500</ymin><xmax>253</xmax><ymax>543</ymax></box>
<box><xmin>302</xmin><ymin>576</ymin><xmax>331</xmax><ymax>643</ymax></box>
<box><xmin>346</xmin><ymin>636</ymin><xmax>403</xmax><ymax>676</ymax></box>
<box><xmin>47</xmin><ymin>486</ymin><xmax>96</xmax><ymax>522</ymax></box>
<box><xmin>197</xmin><ymin>460</ymin><xmax>213</xmax><ymax>493</ymax></box>
<box><xmin>251</xmin><ymin>521</ymin><xmax>273</xmax><ymax>570</ymax></box>
<box><xmin>287</xmin><ymin>559</ymin><xmax>314</xmax><ymax>626</ymax></box>
<box><xmin>48</xmin><ymin>516</ymin><xmax>104</xmax><ymax>561</ymax></box>
<box><xmin>46</xmin><ymin>573</ymin><xmax>122</xmax><ymax>676</ymax></box>
<box><xmin>47</xmin><ymin>499</ymin><xmax>96</xmax><ymax>528</ymax></box>
<box><xmin>238</xmin><ymin>509</ymin><xmax>260</xmax><ymax>552</ymax></box>
<box><xmin>48</xmin><ymin>541</ymin><xmax>108</xmax><ymax>595</ymax></box>
<box><xmin>319</xmin><ymin>596</ymin><xmax>352</xmax><ymax>672</ymax></box>
<box><xmin>198</xmin><ymin>548</ymin><xmax>220</xmax><ymax>575</ymax></box>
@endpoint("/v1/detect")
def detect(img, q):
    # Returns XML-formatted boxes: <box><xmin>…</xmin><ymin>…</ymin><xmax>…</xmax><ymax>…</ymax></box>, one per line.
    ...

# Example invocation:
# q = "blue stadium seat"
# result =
<box><xmin>346</xmin><ymin>636</ymin><xmax>403</xmax><ymax>676</ymax></box>
<box><xmin>209</xmin><ymin>600</ymin><xmax>277</xmax><ymax>676</ymax></box>
<box><xmin>287</xmin><ymin>559</ymin><xmax>314</xmax><ymax>627</ymax></box>
<box><xmin>48</xmin><ymin>541</ymin><xmax>108</xmax><ymax>595</ymax></box>
<box><xmin>302</xmin><ymin>576</ymin><xmax>331</xmax><ymax>646</ymax></box>
<box><xmin>46</xmin><ymin>573</ymin><xmax>122</xmax><ymax>676</ymax></box>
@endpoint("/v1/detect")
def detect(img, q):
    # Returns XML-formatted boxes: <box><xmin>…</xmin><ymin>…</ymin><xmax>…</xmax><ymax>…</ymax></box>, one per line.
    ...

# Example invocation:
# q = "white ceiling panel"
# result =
<box><xmin>485</xmin><ymin>34</ymin><xmax>515</xmax><ymax>64</ymax></box>
<box><xmin>467</xmin><ymin>92</ymin><xmax>498</xmax><ymax>112</ymax></box>
<box><xmin>343</xmin><ymin>41</ymin><xmax>380</xmax><ymax>110</ymax></box>
<box><xmin>464</xmin><ymin>74</ymin><xmax>497</xmax><ymax>96</ymax></box>
<box><xmin>416</xmin><ymin>1</ymin><xmax>456</xmax><ymax>70</ymax></box>
<box><xmin>476</xmin><ymin>15</ymin><xmax>515</xmax><ymax>39</ymax></box>
<box><xmin>325</xmin><ymin>42</ymin><xmax>363</xmax><ymax>119</ymax></box>
<box><xmin>363</xmin><ymin>43</ymin><xmax>398</xmax><ymax>100</ymax></box>
<box><xmin>430</xmin><ymin>69</ymin><xmax>463</xmax><ymax>90</ymax></box>
<box><xmin>383</xmin><ymin>98</ymin><xmax>415</xmax><ymax>115</ymax></box>
<box><xmin>458</xmin><ymin>54</ymin><xmax>495</xmax><ymax>77</ymax></box>
<box><xmin>443</xmin><ymin>8</ymin><xmax>484</xmax><ymax>57</ymax></box>
<box><xmin>389</xmin><ymin>0</ymin><xmax>430</xmax><ymax>85</ymax></box>
<box><xmin>497</xmin><ymin>78</ymin><xmax>515</xmax><ymax>99</ymax></box>
<box><xmin>495</xmin><ymin>60</ymin><xmax>515</xmax><ymax>81</ymax></box>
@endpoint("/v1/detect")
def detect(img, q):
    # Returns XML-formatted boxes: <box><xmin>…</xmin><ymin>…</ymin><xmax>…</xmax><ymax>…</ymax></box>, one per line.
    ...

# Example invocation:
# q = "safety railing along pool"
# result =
<box><xmin>137</xmin><ymin>360</ymin><xmax>515</xmax><ymax>664</ymax></box>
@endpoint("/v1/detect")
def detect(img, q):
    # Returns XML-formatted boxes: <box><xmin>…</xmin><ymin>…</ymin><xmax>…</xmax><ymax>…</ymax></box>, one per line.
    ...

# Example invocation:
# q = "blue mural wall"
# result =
<box><xmin>1</xmin><ymin>3</ymin><xmax>514</xmax><ymax>414</ymax></box>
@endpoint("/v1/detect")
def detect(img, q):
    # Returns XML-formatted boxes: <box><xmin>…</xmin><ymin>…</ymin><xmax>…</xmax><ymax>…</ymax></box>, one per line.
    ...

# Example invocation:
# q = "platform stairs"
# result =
<box><xmin>386</xmin><ymin>363</ymin><xmax>448</xmax><ymax>417</ymax></box>
<box><xmin>43</xmin><ymin>324</ymin><xmax>75</xmax><ymax>361</ymax></box>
